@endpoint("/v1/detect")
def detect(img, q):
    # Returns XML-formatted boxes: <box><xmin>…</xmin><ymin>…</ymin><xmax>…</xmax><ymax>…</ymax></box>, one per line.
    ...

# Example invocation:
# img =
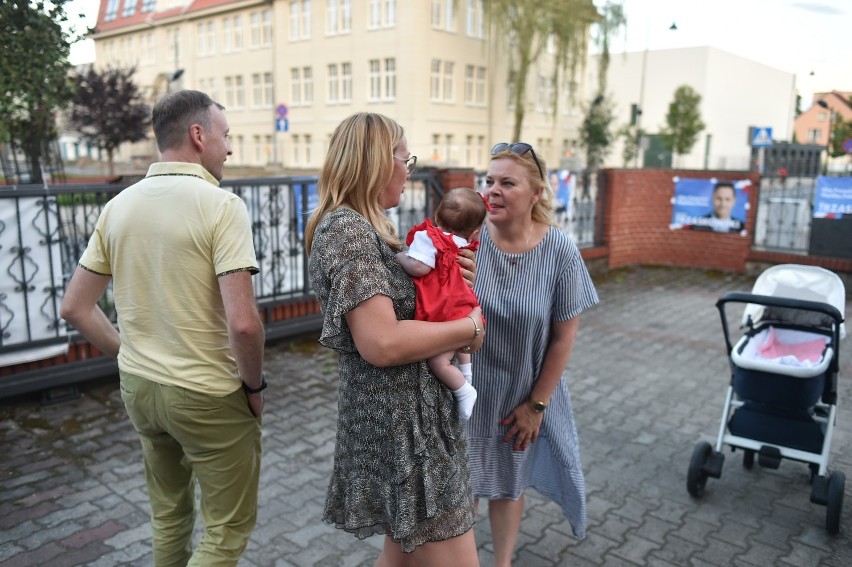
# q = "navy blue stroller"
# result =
<box><xmin>687</xmin><ymin>264</ymin><xmax>846</xmax><ymax>534</ymax></box>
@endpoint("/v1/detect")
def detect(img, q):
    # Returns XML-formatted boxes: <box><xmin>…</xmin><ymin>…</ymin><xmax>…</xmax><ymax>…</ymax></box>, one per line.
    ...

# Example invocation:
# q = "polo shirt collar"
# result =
<box><xmin>146</xmin><ymin>162</ymin><xmax>220</xmax><ymax>187</ymax></box>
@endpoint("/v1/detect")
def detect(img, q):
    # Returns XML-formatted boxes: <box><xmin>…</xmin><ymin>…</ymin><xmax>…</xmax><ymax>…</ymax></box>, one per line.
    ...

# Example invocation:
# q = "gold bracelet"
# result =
<box><xmin>462</xmin><ymin>316</ymin><xmax>481</xmax><ymax>352</ymax></box>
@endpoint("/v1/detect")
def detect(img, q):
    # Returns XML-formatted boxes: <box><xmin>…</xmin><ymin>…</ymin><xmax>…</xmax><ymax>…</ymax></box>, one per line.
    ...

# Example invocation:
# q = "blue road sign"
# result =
<box><xmin>843</xmin><ymin>138</ymin><xmax>852</xmax><ymax>154</ymax></box>
<box><xmin>276</xmin><ymin>117</ymin><xmax>289</xmax><ymax>132</ymax></box>
<box><xmin>276</xmin><ymin>104</ymin><xmax>288</xmax><ymax>118</ymax></box>
<box><xmin>751</xmin><ymin>127</ymin><xmax>773</xmax><ymax>147</ymax></box>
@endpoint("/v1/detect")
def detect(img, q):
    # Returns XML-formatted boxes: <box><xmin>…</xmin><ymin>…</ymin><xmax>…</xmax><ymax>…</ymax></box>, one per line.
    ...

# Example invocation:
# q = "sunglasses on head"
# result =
<box><xmin>491</xmin><ymin>142</ymin><xmax>544</xmax><ymax>181</ymax></box>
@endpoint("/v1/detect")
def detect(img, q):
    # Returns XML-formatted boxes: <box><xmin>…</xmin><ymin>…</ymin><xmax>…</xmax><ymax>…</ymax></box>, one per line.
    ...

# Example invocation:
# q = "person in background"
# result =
<box><xmin>60</xmin><ymin>90</ymin><xmax>266</xmax><ymax>566</ymax></box>
<box><xmin>396</xmin><ymin>187</ymin><xmax>489</xmax><ymax>421</ymax></box>
<box><xmin>305</xmin><ymin>112</ymin><xmax>483</xmax><ymax>566</ymax></box>
<box><xmin>467</xmin><ymin>142</ymin><xmax>599</xmax><ymax>567</ymax></box>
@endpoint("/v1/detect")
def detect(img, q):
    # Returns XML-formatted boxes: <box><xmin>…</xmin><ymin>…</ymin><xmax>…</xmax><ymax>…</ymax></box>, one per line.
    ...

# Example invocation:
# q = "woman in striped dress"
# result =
<box><xmin>468</xmin><ymin>143</ymin><xmax>599</xmax><ymax>567</ymax></box>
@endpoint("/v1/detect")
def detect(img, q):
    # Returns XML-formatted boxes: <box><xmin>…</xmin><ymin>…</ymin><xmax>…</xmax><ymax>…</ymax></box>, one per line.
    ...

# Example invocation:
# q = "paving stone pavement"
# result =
<box><xmin>1</xmin><ymin>265</ymin><xmax>851</xmax><ymax>567</ymax></box>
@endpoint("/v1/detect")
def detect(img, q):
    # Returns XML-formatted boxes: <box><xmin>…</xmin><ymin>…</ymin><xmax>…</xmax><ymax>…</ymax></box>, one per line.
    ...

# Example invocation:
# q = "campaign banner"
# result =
<box><xmin>670</xmin><ymin>177</ymin><xmax>750</xmax><ymax>234</ymax></box>
<box><xmin>813</xmin><ymin>176</ymin><xmax>852</xmax><ymax>219</ymax></box>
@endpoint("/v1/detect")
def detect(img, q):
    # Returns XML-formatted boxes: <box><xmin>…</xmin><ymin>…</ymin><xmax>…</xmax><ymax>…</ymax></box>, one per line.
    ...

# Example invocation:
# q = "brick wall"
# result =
<box><xmin>603</xmin><ymin>169</ymin><xmax>761</xmax><ymax>272</ymax></box>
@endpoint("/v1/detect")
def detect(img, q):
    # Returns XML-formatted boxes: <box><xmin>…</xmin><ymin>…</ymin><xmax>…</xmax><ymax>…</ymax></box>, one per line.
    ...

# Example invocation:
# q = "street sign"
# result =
<box><xmin>276</xmin><ymin>117</ymin><xmax>289</xmax><ymax>133</ymax></box>
<box><xmin>751</xmin><ymin>127</ymin><xmax>773</xmax><ymax>147</ymax></box>
<box><xmin>276</xmin><ymin>104</ymin><xmax>288</xmax><ymax>119</ymax></box>
<box><xmin>843</xmin><ymin>138</ymin><xmax>852</xmax><ymax>154</ymax></box>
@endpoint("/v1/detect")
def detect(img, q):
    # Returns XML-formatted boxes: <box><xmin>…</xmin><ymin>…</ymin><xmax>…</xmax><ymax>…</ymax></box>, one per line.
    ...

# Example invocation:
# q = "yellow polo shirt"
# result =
<box><xmin>79</xmin><ymin>162</ymin><xmax>259</xmax><ymax>396</ymax></box>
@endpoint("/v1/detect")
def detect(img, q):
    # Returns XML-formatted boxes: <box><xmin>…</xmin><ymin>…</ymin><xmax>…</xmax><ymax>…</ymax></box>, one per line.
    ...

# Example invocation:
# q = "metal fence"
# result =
<box><xmin>0</xmin><ymin>168</ymin><xmax>602</xmax><ymax>364</ymax></box>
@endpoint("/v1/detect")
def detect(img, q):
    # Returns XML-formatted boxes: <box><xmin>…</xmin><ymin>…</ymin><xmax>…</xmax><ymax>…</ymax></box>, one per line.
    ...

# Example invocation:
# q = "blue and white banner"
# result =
<box><xmin>813</xmin><ymin>176</ymin><xmax>852</xmax><ymax>219</ymax></box>
<box><xmin>670</xmin><ymin>177</ymin><xmax>750</xmax><ymax>234</ymax></box>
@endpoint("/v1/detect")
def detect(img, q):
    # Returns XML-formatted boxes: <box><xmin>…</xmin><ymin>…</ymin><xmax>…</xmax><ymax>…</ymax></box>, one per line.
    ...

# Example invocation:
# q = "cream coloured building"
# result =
<box><xmin>88</xmin><ymin>0</ymin><xmax>590</xmax><ymax>173</ymax></box>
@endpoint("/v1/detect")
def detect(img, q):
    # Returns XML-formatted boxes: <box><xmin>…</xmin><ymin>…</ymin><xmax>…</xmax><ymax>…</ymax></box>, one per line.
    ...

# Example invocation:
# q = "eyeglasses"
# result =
<box><xmin>491</xmin><ymin>142</ymin><xmax>544</xmax><ymax>181</ymax></box>
<box><xmin>393</xmin><ymin>154</ymin><xmax>417</xmax><ymax>174</ymax></box>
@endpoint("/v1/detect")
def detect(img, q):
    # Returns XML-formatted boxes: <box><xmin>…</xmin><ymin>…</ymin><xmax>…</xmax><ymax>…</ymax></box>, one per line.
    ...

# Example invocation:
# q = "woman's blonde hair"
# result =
<box><xmin>490</xmin><ymin>147</ymin><xmax>556</xmax><ymax>226</ymax></box>
<box><xmin>305</xmin><ymin>112</ymin><xmax>405</xmax><ymax>253</ymax></box>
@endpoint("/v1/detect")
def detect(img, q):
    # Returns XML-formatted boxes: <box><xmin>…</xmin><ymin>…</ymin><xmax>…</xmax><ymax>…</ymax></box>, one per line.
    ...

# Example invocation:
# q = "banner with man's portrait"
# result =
<box><xmin>670</xmin><ymin>177</ymin><xmax>750</xmax><ymax>235</ymax></box>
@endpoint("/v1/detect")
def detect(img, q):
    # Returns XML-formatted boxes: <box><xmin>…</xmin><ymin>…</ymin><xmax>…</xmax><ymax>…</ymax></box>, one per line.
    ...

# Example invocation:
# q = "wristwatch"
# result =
<box><xmin>530</xmin><ymin>399</ymin><xmax>547</xmax><ymax>413</ymax></box>
<box><xmin>242</xmin><ymin>373</ymin><xmax>268</xmax><ymax>394</ymax></box>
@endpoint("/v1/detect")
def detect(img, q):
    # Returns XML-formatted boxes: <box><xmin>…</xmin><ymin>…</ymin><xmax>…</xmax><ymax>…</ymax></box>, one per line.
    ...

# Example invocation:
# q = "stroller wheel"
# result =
<box><xmin>826</xmin><ymin>471</ymin><xmax>845</xmax><ymax>535</ymax></box>
<box><xmin>688</xmin><ymin>441</ymin><xmax>712</xmax><ymax>498</ymax></box>
<box><xmin>743</xmin><ymin>450</ymin><xmax>755</xmax><ymax>470</ymax></box>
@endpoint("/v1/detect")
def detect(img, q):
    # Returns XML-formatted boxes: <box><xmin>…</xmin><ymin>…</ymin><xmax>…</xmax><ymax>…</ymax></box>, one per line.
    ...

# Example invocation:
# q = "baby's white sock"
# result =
<box><xmin>453</xmin><ymin>381</ymin><xmax>477</xmax><ymax>421</ymax></box>
<box><xmin>459</xmin><ymin>363</ymin><xmax>473</xmax><ymax>383</ymax></box>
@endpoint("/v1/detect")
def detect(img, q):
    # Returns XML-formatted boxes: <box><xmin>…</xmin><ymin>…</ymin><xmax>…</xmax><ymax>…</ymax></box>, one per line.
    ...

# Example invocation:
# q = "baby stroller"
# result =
<box><xmin>687</xmin><ymin>264</ymin><xmax>846</xmax><ymax>534</ymax></box>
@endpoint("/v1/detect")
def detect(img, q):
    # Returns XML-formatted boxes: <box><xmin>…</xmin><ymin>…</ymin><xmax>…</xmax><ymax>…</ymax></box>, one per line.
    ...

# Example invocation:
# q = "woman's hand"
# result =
<box><xmin>457</xmin><ymin>248</ymin><xmax>476</xmax><ymax>288</ymax></box>
<box><xmin>501</xmin><ymin>402</ymin><xmax>544</xmax><ymax>451</ymax></box>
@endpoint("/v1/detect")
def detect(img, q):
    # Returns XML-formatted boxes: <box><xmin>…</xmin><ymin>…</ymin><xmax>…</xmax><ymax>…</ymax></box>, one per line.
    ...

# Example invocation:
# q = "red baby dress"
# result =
<box><xmin>405</xmin><ymin>218</ymin><xmax>481</xmax><ymax>322</ymax></box>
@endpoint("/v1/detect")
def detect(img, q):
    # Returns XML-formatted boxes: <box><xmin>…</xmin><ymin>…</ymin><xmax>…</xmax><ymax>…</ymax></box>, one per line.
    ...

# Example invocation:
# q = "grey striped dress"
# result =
<box><xmin>468</xmin><ymin>224</ymin><xmax>599</xmax><ymax>538</ymax></box>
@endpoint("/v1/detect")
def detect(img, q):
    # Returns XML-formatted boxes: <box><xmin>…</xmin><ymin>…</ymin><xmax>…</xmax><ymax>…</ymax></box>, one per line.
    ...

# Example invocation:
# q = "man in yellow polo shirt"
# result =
<box><xmin>61</xmin><ymin>90</ymin><xmax>265</xmax><ymax>566</ymax></box>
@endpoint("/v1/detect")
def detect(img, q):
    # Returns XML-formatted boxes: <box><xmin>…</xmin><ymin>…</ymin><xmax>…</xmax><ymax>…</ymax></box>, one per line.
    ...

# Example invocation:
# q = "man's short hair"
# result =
<box><xmin>152</xmin><ymin>90</ymin><xmax>224</xmax><ymax>152</ymax></box>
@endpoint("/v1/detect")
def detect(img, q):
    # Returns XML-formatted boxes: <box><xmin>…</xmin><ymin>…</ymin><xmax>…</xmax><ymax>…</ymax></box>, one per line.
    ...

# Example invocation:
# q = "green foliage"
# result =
<box><xmin>616</xmin><ymin>124</ymin><xmax>643</xmax><ymax>167</ymax></box>
<box><xmin>0</xmin><ymin>1</ymin><xmax>80</xmax><ymax>183</ymax></box>
<box><xmin>591</xmin><ymin>1</ymin><xmax>627</xmax><ymax>95</ymax></box>
<box><xmin>660</xmin><ymin>85</ymin><xmax>706</xmax><ymax>159</ymax></box>
<box><xmin>69</xmin><ymin>66</ymin><xmax>151</xmax><ymax>175</ymax></box>
<box><xmin>482</xmin><ymin>0</ymin><xmax>600</xmax><ymax>141</ymax></box>
<box><xmin>579</xmin><ymin>95</ymin><xmax>615</xmax><ymax>170</ymax></box>
<box><xmin>829</xmin><ymin>117</ymin><xmax>851</xmax><ymax>158</ymax></box>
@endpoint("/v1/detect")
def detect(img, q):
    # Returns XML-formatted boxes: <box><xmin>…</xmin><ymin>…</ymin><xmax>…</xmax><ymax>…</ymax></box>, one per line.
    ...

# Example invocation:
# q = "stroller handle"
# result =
<box><xmin>716</xmin><ymin>292</ymin><xmax>844</xmax><ymax>326</ymax></box>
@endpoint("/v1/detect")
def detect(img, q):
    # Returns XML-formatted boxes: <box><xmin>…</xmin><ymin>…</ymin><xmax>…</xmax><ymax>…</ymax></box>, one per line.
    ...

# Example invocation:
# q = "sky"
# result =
<box><xmin>66</xmin><ymin>0</ymin><xmax>850</xmax><ymax>104</ymax></box>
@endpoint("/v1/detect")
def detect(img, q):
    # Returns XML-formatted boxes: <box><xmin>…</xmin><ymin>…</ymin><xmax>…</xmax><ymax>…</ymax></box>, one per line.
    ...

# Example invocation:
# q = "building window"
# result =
<box><xmin>327</xmin><ymin>0</ymin><xmax>337</xmax><ymax>34</ymax></box>
<box><xmin>291</xmin><ymin>68</ymin><xmax>302</xmax><ymax>105</ymax></box>
<box><xmin>465</xmin><ymin>0</ymin><xmax>483</xmax><ymax>38</ymax></box>
<box><xmin>384</xmin><ymin>58</ymin><xmax>396</xmax><ymax>100</ymax></box>
<box><xmin>464</xmin><ymin>65</ymin><xmax>474</xmax><ymax>104</ymax></box>
<box><xmin>208</xmin><ymin>77</ymin><xmax>217</xmax><ymax>102</ymax></box>
<box><xmin>223</xmin><ymin>18</ymin><xmax>232</xmax><ymax>52</ymax></box>
<box><xmin>233</xmin><ymin>15</ymin><xmax>243</xmax><ymax>50</ymax></box>
<box><xmin>369</xmin><ymin>59</ymin><xmax>381</xmax><ymax>101</ymax></box>
<box><xmin>141</xmin><ymin>32</ymin><xmax>155</xmax><ymax>65</ymax></box>
<box><xmin>369</xmin><ymin>0</ymin><xmax>396</xmax><ymax>29</ymax></box>
<box><xmin>141</xmin><ymin>0</ymin><xmax>155</xmax><ymax>13</ymax></box>
<box><xmin>122</xmin><ymin>0</ymin><xmax>137</xmax><ymax>18</ymax></box>
<box><xmin>328</xmin><ymin>63</ymin><xmax>339</xmax><ymax>103</ymax></box>
<box><xmin>475</xmin><ymin>67</ymin><xmax>485</xmax><ymax>105</ymax></box>
<box><xmin>341</xmin><ymin>62</ymin><xmax>352</xmax><ymax>102</ymax></box>
<box><xmin>302</xmin><ymin>0</ymin><xmax>313</xmax><ymax>38</ymax></box>
<box><xmin>303</xmin><ymin>67</ymin><xmax>313</xmax><ymax>103</ymax></box>
<box><xmin>254</xmin><ymin>135</ymin><xmax>262</xmax><ymax>164</ymax></box>
<box><xmin>207</xmin><ymin>21</ymin><xmax>217</xmax><ymax>55</ymax></box>
<box><xmin>442</xmin><ymin>61</ymin><xmax>454</xmax><ymax>101</ymax></box>
<box><xmin>250</xmin><ymin>12</ymin><xmax>261</xmax><ymax>48</ymax></box>
<box><xmin>292</xmin><ymin>134</ymin><xmax>301</xmax><ymax>164</ymax></box>
<box><xmin>224</xmin><ymin>76</ymin><xmax>234</xmax><ymax>107</ymax></box>
<box><xmin>262</xmin><ymin>9</ymin><xmax>273</xmax><ymax>46</ymax></box>
<box><xmin>104</xmin><ymin>0</ymin><xmax>119</xmax><ymax>21</ymax></box>
<box><xmin>252</xmin><ymin>74</ymin><xmax>262</xmax><ymax>107</ymax></box>
<box><xmin>234</xmin><ymin>76</ymin><xmax>244</xmax><ymax>109</ymax></box>
<box><xmin>305</xmin><ymin>134</ymin><xmax>312</xmax><ymax>164</ymax></box>
<box><xmin>430</xmin><ymin>59</ymin><xmax>441</xmax><ymax>101</ymax></box>
<box><xmin>290</xmin><ymin>2</ymin><xmax>300</xmax><ymax>39</ymax></box>
<box><xmin>263</xmin><ymin>72</ymin><xmax>274</xmax><ymax>106</ymax></box>
<box><xmin>807</xmin><ymin>129</ymin><xmax>820</xmax><ymax>143</ymax></box>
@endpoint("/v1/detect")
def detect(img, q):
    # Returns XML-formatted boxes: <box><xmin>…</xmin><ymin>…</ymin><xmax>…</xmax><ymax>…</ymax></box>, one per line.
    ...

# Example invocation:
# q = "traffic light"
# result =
<box><xmin>630</xmin><ymin>104</ymin><xmax>642</xmax><ymax>126</ymax></box>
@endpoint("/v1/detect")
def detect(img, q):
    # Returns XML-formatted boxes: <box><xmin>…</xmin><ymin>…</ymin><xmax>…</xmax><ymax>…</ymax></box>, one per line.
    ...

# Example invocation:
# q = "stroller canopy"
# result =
<box><xmin>742</xmin><ymin>264</ymin><xmax>846</xmax><ymax>338</ymax></box>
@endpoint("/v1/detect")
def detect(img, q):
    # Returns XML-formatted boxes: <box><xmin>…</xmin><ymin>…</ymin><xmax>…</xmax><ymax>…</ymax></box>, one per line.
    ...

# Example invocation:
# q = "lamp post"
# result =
<box><xmin>817</xmin><ymin>99</ymin><xmax>834</xmax><ymax>174</ymax></box>
<box><xmin>634</xmin><ymin>21</ymin><xmax>678</xmax><ymax>168</ymax></box>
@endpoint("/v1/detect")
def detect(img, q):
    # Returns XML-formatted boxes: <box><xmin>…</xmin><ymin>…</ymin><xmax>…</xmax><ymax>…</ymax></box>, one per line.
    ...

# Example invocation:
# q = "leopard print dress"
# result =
<box><xmin>308</xmin><ymin>207</ymin><xmax>475</xmax><ymax>553</ymax></box>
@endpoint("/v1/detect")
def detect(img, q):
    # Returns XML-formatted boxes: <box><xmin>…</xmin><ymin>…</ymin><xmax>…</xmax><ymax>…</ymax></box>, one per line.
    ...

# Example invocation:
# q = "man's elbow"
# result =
<box><xmin>59</xmin><ymin>300</ymin><xmax>81</xmax><ymax>327</ymax></box>
<box><xmin>229</xmin><ymin>315</ymin><xmax>265</xmax><ymax>341</ymax></box>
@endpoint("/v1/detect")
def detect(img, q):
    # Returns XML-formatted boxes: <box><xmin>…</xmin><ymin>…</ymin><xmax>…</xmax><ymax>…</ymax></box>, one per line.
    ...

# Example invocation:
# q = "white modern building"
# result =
<box><xmin>587</xmin><ymin>46</ymin><xmax>797</xmax><ymax>170</ymax></box>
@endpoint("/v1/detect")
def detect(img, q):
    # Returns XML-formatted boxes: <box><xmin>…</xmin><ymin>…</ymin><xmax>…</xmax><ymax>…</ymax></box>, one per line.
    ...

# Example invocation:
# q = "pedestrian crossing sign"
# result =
<box><xmin>751</xmin><ymin>127</ymin><xmax>773</xmax><ymax>147</ymax></box>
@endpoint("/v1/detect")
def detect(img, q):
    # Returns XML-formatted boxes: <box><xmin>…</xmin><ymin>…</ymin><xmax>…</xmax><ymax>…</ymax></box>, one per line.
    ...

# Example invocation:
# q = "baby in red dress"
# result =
<box><xmin>396</xmin><ymin>188</ymin><xmax>488</xmax><ymax>420</ymax></box>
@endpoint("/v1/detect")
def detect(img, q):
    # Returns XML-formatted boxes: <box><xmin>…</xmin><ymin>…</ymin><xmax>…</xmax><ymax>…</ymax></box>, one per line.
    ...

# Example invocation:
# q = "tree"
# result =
<box><xmin>69</xmin><ymin>66</ymin><xmax>151</xmax><ymax>176</ymax></box>
<box><xmin>482</xmin><ymin>0</ymin><xmax>600</xmax><ymax>141</ymax></box>
<box><xmin>0</xmin><ymin>1</ymin><xmax>80</xmax><ymax>183</ymax></box>
<box><xmin>578</xmin><ymin>95</ymin><xmax>615</xmax><ymax>170</ymax></box>
<box><xmin>590</xmin><ymin>1</ymin><xmax>627</xmax><ymax>96</ymax></box>
<box><xmin>616</xmin><ymin>124</ymin><xmax>643</xmax><ymax>167</ymax></box>
<box><xmin>660</xmin><ymin>85</ymin><xmax>706</xmax><ymax>166</ymax></box>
